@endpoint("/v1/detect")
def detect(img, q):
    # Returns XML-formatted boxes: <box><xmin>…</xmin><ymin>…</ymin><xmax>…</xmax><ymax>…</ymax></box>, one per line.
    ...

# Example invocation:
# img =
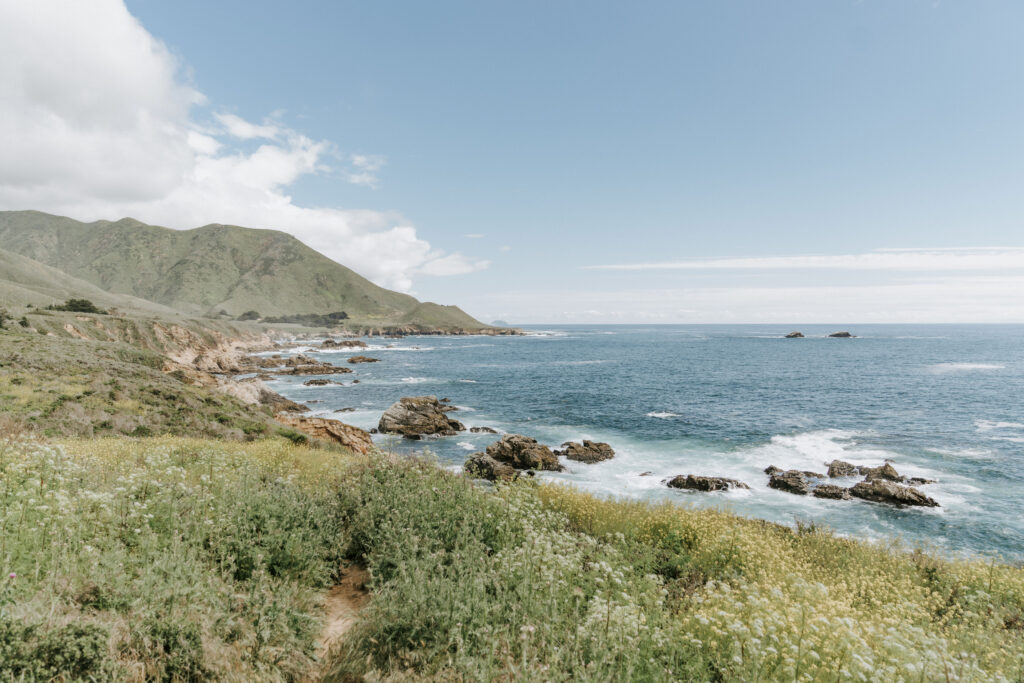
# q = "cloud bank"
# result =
<box><xmin>0</xmin><ymin>0</ymin><xmax>487</xmax><ymax>292</ymax></box>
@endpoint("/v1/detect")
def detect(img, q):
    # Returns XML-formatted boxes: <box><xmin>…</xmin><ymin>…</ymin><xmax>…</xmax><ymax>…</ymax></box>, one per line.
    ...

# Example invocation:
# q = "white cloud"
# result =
<box><xmin>585</xmin><ymin>248</ymin><xmax>1024</xmax><ymax>272</ymax></box>
<box><xmin>0</xmin><ymin>0</ymin><xmax>486</xmax><ymax>291</ymax></box>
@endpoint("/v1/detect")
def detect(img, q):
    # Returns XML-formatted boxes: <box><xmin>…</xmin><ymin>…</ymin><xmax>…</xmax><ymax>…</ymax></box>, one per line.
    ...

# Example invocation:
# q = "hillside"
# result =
<box><xmin>0</xmin><ymin>210</ymin><xmax>496</xmax><ymax>330</ymax></box>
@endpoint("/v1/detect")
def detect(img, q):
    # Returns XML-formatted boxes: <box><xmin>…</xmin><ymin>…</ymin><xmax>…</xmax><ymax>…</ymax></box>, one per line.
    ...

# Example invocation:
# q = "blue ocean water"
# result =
<box><xmin>266</xmin><ymin>325</ymin><xmax>1024</xmax><ymax>560</ymax></box>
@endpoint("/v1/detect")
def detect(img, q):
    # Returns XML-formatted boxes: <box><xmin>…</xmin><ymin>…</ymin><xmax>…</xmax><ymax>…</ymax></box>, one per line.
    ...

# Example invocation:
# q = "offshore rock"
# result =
<box><xmin>480</xmin><ymin>434</ymin><xmax>563</xmax><ymax>472</ymax></box>
<box><xmin>769</xmin><ymin>470</ymin><xmax>811</xmax><ymax>495</ymax></box>
<box><xmin>827</xmin><ymin>460</ymin><xmax>860</xmax><ymax>478</ymax></box>
<box><xmin>378</xmin><ymin>396</ymin><xmax>465</xmax><ymax>438</ymax></box>
<box><xmin>850</xmin><ymin>479</ymin><xmax>939</xmax><ymax>507</ymax></box>
<box><xmin>322</xmin><ymin>339</ymin><xmax>368</xmax><ymax>349</ymax></box>
<box><xmin>470</xmin><ymin>426</ymin><xmax>499</xmax><ymax>434</ymax></box>
<box><xmin>348</xmin><ymin>355</ymin><xmax>380</xmax><ymax>364</ymax></box>
<box><xmin>667</xmin><ymin>475</ymin><xmax>749</xmax><ymax>492</ymax></box>
<box><xmin>861</xmin><ymin>463</ymin><xmax>904</xmax><ymax>482</ymax></box>
<box><xmin>764</xmin><ymin>465</ymin><xmax>783</xmax><ymax>476</ymax></box>
<box><xmin>784</xmin><ymin>331</ymin><xmax>805</xmax><ymax>338</ymax></box>
<box><xmin>828</xmin><ymin>331</ymin><xmax>855</xmax><ymax>338</ymax></box>
<box><xmin>557</xmin><ymin>440</ymin><xmax>615</xmax><ymax>464</ymax></box>
<box><xmin>812</xmin><ymin>484</ymin><xmax>851</xmax><ymax>500</ymax></box>
<box><xmin>275</xmin><ymin>414</ymin><xmax>374</xmax><ymax>455</ymax></box>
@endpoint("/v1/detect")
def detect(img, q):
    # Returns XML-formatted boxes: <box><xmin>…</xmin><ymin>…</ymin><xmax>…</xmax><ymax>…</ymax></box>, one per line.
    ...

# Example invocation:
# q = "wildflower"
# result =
<box><xmin>7</xmin><ymin>572</ymin><xmax>15</xmax><ymax>579</ymax></box>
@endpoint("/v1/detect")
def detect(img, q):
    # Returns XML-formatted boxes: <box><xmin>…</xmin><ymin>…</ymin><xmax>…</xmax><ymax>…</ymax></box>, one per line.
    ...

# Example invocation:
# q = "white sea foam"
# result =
<box><xmin>457</xmin><ymin>379</ymin><xmax>478</xmax><ymax>383</ymax></box>
<box><xmin>975</xmin><ymin>419</ymin><xmax>1024</xmax><ymax>432</ymax></box>
<box><xmin>457</xmin><ymin>442</ymin><xmax>476</xmax><ymax>451</ymax></box>
<box><xmin>401</xmin><ymin>377</ymin><xmax>431</xmax><ymax>384</ymax></box>
<box><xmin>646</xmin><ymin>412</ymin><xmax>680</xmax><ymax>419</ymax></box>
<box><xmin>929</xmin><ymin>362</ymin><xmax>1004</xmax><ymax>374</ymax></box>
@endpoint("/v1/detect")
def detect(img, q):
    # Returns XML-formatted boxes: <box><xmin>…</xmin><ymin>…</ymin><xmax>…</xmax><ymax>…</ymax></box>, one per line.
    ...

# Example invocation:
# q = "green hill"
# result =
<box><xmin>0</xmin><ymin>246</ymin><xmax>178</xmax><ymax>315</ymax></box>
<box><xmin>0</xmin><ymin>210</ymin><xmax>495</xmax><ymax>329</ymax></box>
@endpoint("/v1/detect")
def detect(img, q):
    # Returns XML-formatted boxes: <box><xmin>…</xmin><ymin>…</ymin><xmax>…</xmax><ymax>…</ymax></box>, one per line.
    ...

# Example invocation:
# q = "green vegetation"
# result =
<box><xmin>0</xmin><ymin>210</ymin><xmax>496</xmax><ymax>330</ymax></box>
<box><xmin>45</xmin><ymin>298</ymin><xmax>107</xmax><ymax>314</ymax></box>
<box><xmin>2</xmin><ymin>435</ymin><xmax>1022</xmax><ymax>681</ymax></box>
<box><xmin>0</xmin><ymin>332</ymin><xmax>275</xmax><ymax>439</ymax></box>
<box><xmin>260</xmin><ymin>311</ymin><xmax>349</xmax><ymax>327</ymax></box>
<box><xmin>0</xmin><ymin>436</ymin><xmax>356</xmax><ymax>680</ymax></box>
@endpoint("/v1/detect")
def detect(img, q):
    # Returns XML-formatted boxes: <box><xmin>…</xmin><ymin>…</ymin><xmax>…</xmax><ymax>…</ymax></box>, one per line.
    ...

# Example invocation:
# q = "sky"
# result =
<box><xmin>1</xmin><ymin>0</ymin><xmax>1022</xmax><ymax>323</ymax></box>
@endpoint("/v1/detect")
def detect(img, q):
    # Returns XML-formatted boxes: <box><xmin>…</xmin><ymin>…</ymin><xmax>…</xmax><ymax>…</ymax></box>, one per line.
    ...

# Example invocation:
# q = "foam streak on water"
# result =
<box><xmin>272</xmin><ymin>324</ymin><xmax>1024</xmax><ymax>560</ymax></box>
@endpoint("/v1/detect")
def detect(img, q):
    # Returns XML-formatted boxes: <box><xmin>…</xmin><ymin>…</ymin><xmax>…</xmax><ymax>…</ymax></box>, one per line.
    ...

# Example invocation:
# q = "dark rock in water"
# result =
<box><xmin>812</xmin><ymin>484</ymin><xmax>851</xmax><ymax>500</ymax></box>
<box><xmin>764</xmin><ymin>465</ymin><xmax>783</xmax><ymax>476</ymax></box>
<box><xmin>639</xmin><ymin>471</ymin><xmax>653</xmax><ymax>477</ymax></box>
<box><xmin>480</xmin><ymin>434</ymin><xmax>563</xmax><ymax>472</ymax></box>
<box><xmin>348</xmin><ymin>355</ymin><xmax>380</xmax><ymax>364</ymax></box>
<box><xmin>369</xmin><ymin>428</ymin><xmax>378</xmax><ymax>434</ymax></box>
<box><xmin>769</xmin><ymin>470</ymin><xmax>810</xmax><ymax>495</ymax></box>
<box><xmin>464</xmin><ymin>453</ymin><xmax>518</xmax><ymax>481</ymax></box>
<box><xmin>303</xmin><ymin>378</ymin><xmax>338</xmax><ymax>386</ymax></box>
<box><xmin>378</xmin><ymin>396</ymin><xmax>465</xmax><ymax>438</ymax></box>
<box><xmin>861</xmin><ymin>463</ymin><xmax>904</xmax><ymax>482</ymax></box>
<box><xmin>557</xmin><ymin>440</ymin><xmax>615</xmax><ymax>464</ymax></box>
<box><xmin>322</xmin><ymin>339</ymin><xmax>368</xmax><ymax>349</ymax></box>
<box><xmin>352</xmin><ymin>379</ymin><xmax>360</xmax><ymax>384</ymax></box>
<box><xmin>784</xmin><ymin>331</ymin><xmax>804</xmax><ymax>338</ymax></box>
<box><xmin>667</xmin><ymin>474</ymin><xmax>749</xmax><ymax>492</ymax></box>
<box><xmin>801</xmin><ymin>470</ymin><xmax>827</xmax><ymax>479</ymax></box>
<box><xmin>850</xmin><ymin>479</ymin><xmax>939</xmax><ymax>507</ymax></box>
<box><xmin>827</xmin><ymin>460</ymin><xmax>859</xmax><ymax>478</ymax></box>
<box><xmin>470</xmin><ymin>426</ymin><xmax>498</xmax><ymax>434</ymax></box>
<box><xmin>828</xmin><ymin>331</ymin><xmax>855</xmax><ymax>338</ymax></box>
<box><xmin>334</xmin><ymin>407</ymin><xmax>356</xmax><ymax>413</ymax></box>
<box><xmin>907</xmin><ymin>476</ymin><xmax>936</xmax><ymax>486</ymax></box>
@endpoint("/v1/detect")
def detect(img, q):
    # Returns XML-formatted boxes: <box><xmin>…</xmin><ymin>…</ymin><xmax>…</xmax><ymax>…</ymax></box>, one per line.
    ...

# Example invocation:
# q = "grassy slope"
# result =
<box><xmin>0</xmin><ymin>328</ymin><xmax>275</xmax><ymax>439</ymax></box>
<box><xmin>2</xmin><ymin>438</ymin><xmax>1021</xmax><ymax>681</ymax></box>
<box><xmin>0</xmin><ymin>210</ymin><xmax>493</xmax><ymax>329</ymax></box>
<box><xmin>0</xmin><ymin>247</ymin><xmax>179</xmax><ymax>315</ymax></box>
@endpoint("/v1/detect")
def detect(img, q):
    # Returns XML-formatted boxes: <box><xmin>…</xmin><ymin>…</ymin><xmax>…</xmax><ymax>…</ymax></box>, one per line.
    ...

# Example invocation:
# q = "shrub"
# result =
<box><xmin>237</xmin><ymin>310</ymin><xmax>261</xmax><ymax>321</ymax></box>
<box><xmin>276</xmin><ymin>427</ymin><xmax>308</xmax><ymax>445</ymax></box>
<box><xmin>18</xmin><ymin>316</ymin><xmax>29</xmax><ymax>328</ymax></box>
<box><xmin>46</xmin><ymin>298</ymin><xmax>107</xmax><ymax>314</ymax></box>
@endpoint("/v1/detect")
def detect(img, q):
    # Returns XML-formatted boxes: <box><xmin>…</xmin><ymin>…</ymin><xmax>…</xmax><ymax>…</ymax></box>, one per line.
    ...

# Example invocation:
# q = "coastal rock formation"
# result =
<box><xmin>348</xmin><ymin>355</ymin><xmax>379</xmax><ymax>364</ymax></box>
<box><xmin>829</xmin><ymin>331</ymin><xmax>855</xmax><ymax>338</ymax></box>
<box><xmin>557</xmin><ymin>440</ymin><xmax>615</xmax><ymax>463</ymax></box>
<box><xmin>849</xmin><ymin>479</ymin><xmax>939</xmax><ymax>507</ymax></box>
<box><xmin>812</xmin><ymin>484</ymin><xmax>851</xmax><ymax>500</ymax></box>
<box><xmin>827</xmin><ymin>460</ymin><xmax>859</xmax><ymax>477</ymax></box>
<box><xmin>304</xmin><ymin>378</ymin><xmax>340</xmax><ymax>386</ymax></box>
<box><xmin>908</xmin><ymin>477</ymin><xmax>937</xmax><ymax>486</ymax></box>
<box><xmin>764</xmin><ymin>465</ymin><xmax>783</xmax><ymax>476</ymax></box>
<box><xmin>470</xmin><ymin>426</ymin><xmax>498</xmax><ymax>434</ymax></box>
<box><xmin>861</xmin><ymin>463</ymin><xmax>904</xmax><ymax>482</ymax></box>
<box><xmin>768</xmin><ymin>470</ymin><xmax>811</xmax><ymax>495</ymax></box>
<box><xmin>477</xmin><ymin>434</ymin><xmax>563</xmax><ymax>472</ymax></box>
<box><xmin>322</xmin><ymin>339</ymin><xmax>368</xmax><ymax>349</ymax></box>
<box><xmin>784</xmin><ymin>331</ymin><xmax>804</xmax><ymax>338</ymax></box>
<box><xmin>463</xmin><ymin>453</ymin><xmax>518</xmax><ymax>482</ymax></box>
<box><xmin>378</xmin><ymin>396</ymin><xmax>466</xmax><ymax>438</ymax></box>
<box><xmin>667</xmin><ymin>474</ymin><xmax>749</xmax><ymax>492</ymax></box>
<box><xmin>275</xmin><ymin>414</ymin><xmax>374</xmax><ymax>455</ymax></box>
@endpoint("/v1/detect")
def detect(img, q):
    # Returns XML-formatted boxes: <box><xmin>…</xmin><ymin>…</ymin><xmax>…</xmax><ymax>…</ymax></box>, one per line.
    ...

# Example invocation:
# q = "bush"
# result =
<box><xmin>0</xmin><ymin>616</ymin><xmax>113</xmax><ymax>680</ymax></box>
<box><xmin>141</xmin><ymin>618</ymin><xmax>206</xmax><ymax>682</ymax></box>
<box><xmin>18</xmin><ymin>316</ymin><xmax>29</xmax><ymax>328</ymax></box>
<box><xmin>237</xmin><ymin>310</ymin><xmax>261</xmax><ymax>321</ymax></box>
<box><xmin>276</xmin><ymin>427</ymin><xmax>308</xmax><ymax>445</ymax></box>
<box><xmin>46</xmin><ymin>298</ymin><xmax>107</xmax><ymax>314</ymax></box>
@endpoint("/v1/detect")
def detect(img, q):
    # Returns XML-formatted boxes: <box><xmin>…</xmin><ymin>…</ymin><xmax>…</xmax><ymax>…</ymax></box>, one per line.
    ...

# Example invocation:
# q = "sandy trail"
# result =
<box><xmin>311</xmin><ymin>565</ymin><xmax>370</xmax><ymax>680</ymax></box>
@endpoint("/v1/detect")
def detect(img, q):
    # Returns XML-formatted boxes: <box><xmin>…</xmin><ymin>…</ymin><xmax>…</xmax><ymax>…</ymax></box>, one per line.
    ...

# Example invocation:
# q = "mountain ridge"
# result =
<box><xmin>0</xmin><ymin>210</ymin><xmax>498</xmax><ymax>331</ymax></box>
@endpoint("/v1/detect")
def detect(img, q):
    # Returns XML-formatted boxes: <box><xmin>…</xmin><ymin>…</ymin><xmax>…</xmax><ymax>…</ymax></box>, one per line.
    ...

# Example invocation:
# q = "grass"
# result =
<box><xmin>2</xmin><ymin>434</ymin><xmax>1022</xmax><ymax>681</ymax></box>
<box><xmin>0</xmin><ymin>331</ymin><xmax>277</xmax><ymax>439</ymax></box>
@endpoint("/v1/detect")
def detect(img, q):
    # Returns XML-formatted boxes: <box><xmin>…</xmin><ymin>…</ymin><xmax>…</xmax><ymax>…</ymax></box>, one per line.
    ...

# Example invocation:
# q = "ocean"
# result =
<box><xmin>264</xmin><ymin>324</ymin><xmax>1024</xmax><ymax>561</ymax></box>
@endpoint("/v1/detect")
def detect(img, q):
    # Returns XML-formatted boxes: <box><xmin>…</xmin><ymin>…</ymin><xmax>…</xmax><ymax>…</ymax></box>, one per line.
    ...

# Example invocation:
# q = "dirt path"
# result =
<box><xmin>313</xmin><ymin>565</ymin><xmax>370</xmax><ymax>676</ymax></box>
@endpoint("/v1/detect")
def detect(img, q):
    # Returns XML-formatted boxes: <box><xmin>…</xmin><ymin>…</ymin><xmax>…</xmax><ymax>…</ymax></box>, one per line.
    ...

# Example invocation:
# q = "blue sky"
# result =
<box><xmin>2</xmin><ymin>1</ymin><xmax>1022</xmax><ymax>322</ymax></box>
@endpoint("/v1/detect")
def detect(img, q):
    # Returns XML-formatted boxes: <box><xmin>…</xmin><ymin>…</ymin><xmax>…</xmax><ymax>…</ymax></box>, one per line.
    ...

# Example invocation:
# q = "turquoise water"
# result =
<box><xmin>267</xmin><ymin>324</ymin><xmax>1024</xmax><ymax>560</ymax></box>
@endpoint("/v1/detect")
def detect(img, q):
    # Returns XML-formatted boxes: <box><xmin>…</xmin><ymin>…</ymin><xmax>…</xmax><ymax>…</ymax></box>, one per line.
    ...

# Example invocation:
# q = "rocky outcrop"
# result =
<box><xmin>463</xmin><ymin>453</ymin><xmax>518</xmax><ymax>482</ymax></box>
<box><xmin>470</xmin><ymin>426</ymin><xmax>499</xmax><ymax>434</ymax></box>
<box><xmin>828</xmin><ymin>331</ymin><xmax>855</xmax><ymax>338</ymax></box>
<box><xmin>827</xmin><ymin>460</ymin><xmax>859</xmax><ymax>477</ymax></box>
<box><xmin>556</xmin><ymin>440</ymin><xmax>615</xmax><ymax>464</ymax></box>
<box><xmin>812</xmin><ymin>484</ymin><xmax>851</xmax><ymax>500</ymax></box>
<box><xmin>907</xmin><ymin>477</ymin><xmax>936</xmax><ymax>486</ymax></box>
<box><xmin>275</xmin><ymin>414</ymin><xmax>374</xmax><ymax>454</ymax></box>
<box><xmin>784</xmin><ymin>331</ymin><xmax>804</xmax><ymax>338</ymax></box>
<box><xmin>667</xmin><ymin>475</ymin><xmax>749</xmax><ymax>492</ymax></box>
<box><xmin>322</xmin><ymin>339</ymin><xmax>368</xmax><ymax>349</ymax></box>
<box><xmin>378</xmin><ymin>396</ymin><xmax>466</xmax><ymax>438</ymax></box>
<box><xmin>849</xmin><ymin>479</ymin><xmax>939</xmax><ymax>507</ymax></box>
<box><xmin>861</xmin><ymin>463</ymin><xmax>904</xmax><ymax>482</ymax></box>
<box><xmin>304</xmin><ymin>378</ymin><xmax>341</xmax><ymax>386</ymax></box>
<box><xmin>768</xmin><ymin>470</ymin><xmax>811</xmax><ymax>495</ymax></box>
<box><xmin>348</xmin><ymin>355</ymin><xmax>379</xmax><ymax>364</ymax></box>
<box><xmin>764</xmin><ymin>465</ymin><xmax>783</xmax><ymax>476</ymax></box>
<box><xmin>476</xmin><ymin>435</ymin><xmax>563</xmax><ymax>472</ymax></box>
